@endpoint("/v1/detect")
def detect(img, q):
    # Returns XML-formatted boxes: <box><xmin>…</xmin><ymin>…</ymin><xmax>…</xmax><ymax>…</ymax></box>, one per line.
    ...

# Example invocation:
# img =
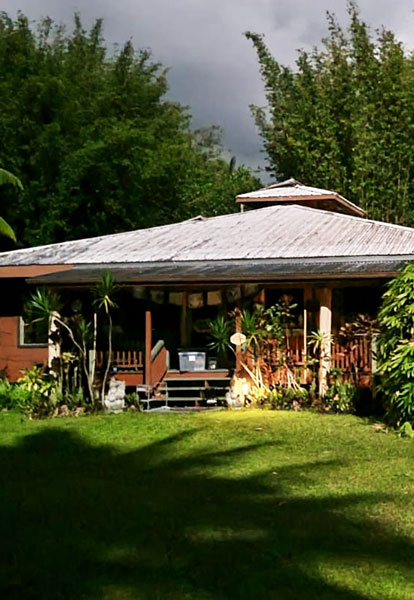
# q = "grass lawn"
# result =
<box><xmin>1</xmin><ymin>409</ymin><xmax>414</xmax><ymax>600</ymax></box>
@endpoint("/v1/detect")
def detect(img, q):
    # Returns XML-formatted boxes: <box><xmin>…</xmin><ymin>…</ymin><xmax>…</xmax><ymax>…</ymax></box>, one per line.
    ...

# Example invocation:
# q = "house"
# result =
<box><xmin>0</xmin><ymin>179</ymin><xmax>413</xmax><ymax>402</ymax></box>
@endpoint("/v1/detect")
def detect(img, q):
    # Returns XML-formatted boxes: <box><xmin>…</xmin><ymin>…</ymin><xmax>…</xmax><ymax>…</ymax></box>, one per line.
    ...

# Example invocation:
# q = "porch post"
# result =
<box><xmin>48</xmin><ymin>311</ymin><xmax>60</xmax><ymax>370</ymax></box>
<box><xmin>180</xmin><ymin>292</ymin><xmax>189</xmax><ymax>347</ymax></box>
<box><xmin>303</xmin><ymin>287</ymin><xmax>312</xmax><ymax>384</ymax></box>
<box><xmin>145</xmin><ymin>309</ymin><xmax>152</xmax><ymax>386</ymax></box>
<box><xmin>318</xmin><ymin>287</ymin><xmax>332</xmax><ymax>397</ymax></box>
<box><xmin>235</xmin><ymin>306</ymin><xmax>242</xmax><ymax>375</ymax></box>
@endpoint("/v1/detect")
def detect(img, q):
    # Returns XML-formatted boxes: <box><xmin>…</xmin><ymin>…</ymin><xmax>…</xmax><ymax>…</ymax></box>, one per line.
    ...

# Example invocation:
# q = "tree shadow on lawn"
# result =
<box><xmin>1</xmin><ymin>426</ymin><xmax>413</xmax><ymax>600</ymax></box>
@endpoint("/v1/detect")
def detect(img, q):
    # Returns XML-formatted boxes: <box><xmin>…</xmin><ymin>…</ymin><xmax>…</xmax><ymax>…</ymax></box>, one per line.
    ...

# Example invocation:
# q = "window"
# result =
<box><xmin>19</xmin><ymin>317</ymin><xmax>48</xmax><ymax>347</ymax></box>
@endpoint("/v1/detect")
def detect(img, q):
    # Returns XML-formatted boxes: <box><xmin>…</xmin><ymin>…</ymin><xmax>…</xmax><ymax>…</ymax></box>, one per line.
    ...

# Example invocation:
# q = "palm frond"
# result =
<box><xmin>0</xmin><ymin>168</ymin><xmax>23</xmax><ymax>190</ymax></box>
<box><xmin>0</xmin><ymin>216</ymin><xmax>16</xmax><ymax>241</ymax></box>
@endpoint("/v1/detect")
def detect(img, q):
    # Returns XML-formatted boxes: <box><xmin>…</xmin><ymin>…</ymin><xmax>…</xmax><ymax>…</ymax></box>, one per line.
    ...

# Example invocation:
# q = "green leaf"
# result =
<box><xmin>0</xmin><ymin>216</ymin><xmax>16</xmax><ymax>241</ymax></box>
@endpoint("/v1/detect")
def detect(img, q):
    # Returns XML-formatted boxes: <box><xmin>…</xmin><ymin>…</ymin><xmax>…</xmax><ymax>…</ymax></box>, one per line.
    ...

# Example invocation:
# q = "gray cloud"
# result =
<box><xmin>3</xmin><ymin>1</ymin><xmax>414</xmax><ymax>177</ymax></box>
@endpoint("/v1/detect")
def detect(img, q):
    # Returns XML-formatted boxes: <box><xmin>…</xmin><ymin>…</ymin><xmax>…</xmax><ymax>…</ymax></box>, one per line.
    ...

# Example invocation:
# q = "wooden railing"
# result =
<box><xmin>96</xmin><ymin>342</ymin><xmax>167</xmax><ymax>388</ymax></box>
<box><xmin>332</xmin><ymin>338</ymin><xmax>372</xmax><ymax>373</ymax></box>
<box><xmin>150</xmin><ymin>340</ymin><xmax>167</xmax><ymax>387</ymax></box>
<box><xmin>265</xmin><ymin>335</ymin><xmax>305</xmax><ymax>367</ymax></box>
<box><xmin>96</xmin><ymin>350</ymin><xmax>144</xmax><ymax>371</ymax></box>
<box><xmin>265</xmin><ymin>334</ymin><xmax>372</xmax><ymax>374</ymax></box>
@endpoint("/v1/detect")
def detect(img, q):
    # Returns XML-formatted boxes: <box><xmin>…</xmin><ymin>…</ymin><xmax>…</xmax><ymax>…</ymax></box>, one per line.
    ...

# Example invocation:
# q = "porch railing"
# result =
<box><xmin>265</xmin><ymin>334</ymin><xmax>372</xmax><ymax>375</ymax></box>
<box><xmin>96</xmin><ymin>350</ymin><xmax>144</xmax><ymax>371</ymax></box>
<box><xmin>95</xmin><ymin>342</ymin><xmax>167</xmax><ymax>388</ymax></box>
<box><xmin>331</xmin><ymin>338</ymin><xmax>371</xmax><ymax>373</ymax></box>
<box><xmin>150</xmin><ymin>340</ymin><xmax>167</xmax><ymax>387</ymax></box>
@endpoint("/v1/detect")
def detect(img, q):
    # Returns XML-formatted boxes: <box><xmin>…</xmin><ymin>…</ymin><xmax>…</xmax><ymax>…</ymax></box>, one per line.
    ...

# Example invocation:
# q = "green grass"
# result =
<box><xmin>1</xmin><ymin>409</ymin><xmax>414</xmax><ymax>599</ymax></box>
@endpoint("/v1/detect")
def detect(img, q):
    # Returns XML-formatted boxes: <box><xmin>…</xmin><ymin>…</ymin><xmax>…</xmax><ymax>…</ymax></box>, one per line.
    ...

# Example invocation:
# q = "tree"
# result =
<box><xmin>0</xmin><ymin>167</ymin><xmax>22</xmax><ymax>240</ymax></box>
<box><xmin>246</xmin><ymin>1</ymin><xmax>414</xmax><ymax>225</ymax></box>
<box><xmin>0</xmin><ymin>13</ymin><xmax>260</xmax><ymax>247</ymax></box>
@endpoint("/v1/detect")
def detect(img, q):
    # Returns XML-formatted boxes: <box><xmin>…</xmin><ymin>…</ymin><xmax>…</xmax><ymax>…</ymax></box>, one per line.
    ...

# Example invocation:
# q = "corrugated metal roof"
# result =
<box><xmin>1</xmin><ymin>204</ymin><xmax>414</xmax><ymax>267</ymax></box>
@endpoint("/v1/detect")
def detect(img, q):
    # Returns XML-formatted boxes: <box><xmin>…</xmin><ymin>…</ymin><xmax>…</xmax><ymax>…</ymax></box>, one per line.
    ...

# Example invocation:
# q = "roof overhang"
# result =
<box><xmin>0</xmin><ymin>264</ymin><xmax>74</xmax><ymax>278</ymax></box>
<box><xmin>24</xmin><ymin>256</ymin><xmax>414</xmax><ymax>286</ymax></box>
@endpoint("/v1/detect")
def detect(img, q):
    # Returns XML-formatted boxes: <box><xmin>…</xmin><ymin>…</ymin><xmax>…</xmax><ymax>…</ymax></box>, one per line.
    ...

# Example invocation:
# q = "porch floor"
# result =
<box><xmin>164</xmin><ymin>369</ymin><xmax>231</xmax><ymax>380</ymax></box>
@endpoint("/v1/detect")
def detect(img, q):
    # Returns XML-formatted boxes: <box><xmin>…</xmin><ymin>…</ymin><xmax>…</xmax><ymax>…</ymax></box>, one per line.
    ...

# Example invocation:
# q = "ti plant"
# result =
<box><xmin>29</xmin><ymin>288</ymin><xmax>95</xmax><ymax>404</ymax></box>
<box><xmin>29</xmin><ymin>272</ymin><xmax>118</xmax><ymax>408</ymax></box>
<box><xmin>308</xmin><ymin>330</ymin><xmax>335</xmax><ymax>397</ymax></box>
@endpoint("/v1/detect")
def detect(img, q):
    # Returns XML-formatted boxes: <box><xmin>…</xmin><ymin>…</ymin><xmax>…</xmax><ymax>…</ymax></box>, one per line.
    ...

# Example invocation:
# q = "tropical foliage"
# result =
<box><xmin>377</xmin><ymin>263</ymin><xmax>414</xmax><ymax>425</ymax></box>
<box><xmin>27</xmin><ymin>273</ymin><xmax>119</xmax><ymax>411</ymax></box>
<box><xmin>0</xmin><ymin>167</ymin><xmax>22</xmax><ymax>241</ymax></box>
<box><xmin>0</xmin><ymin>13</ymin><xmax>259</xmax><ymax>247</ymax></box>
<box><xmin>246</xmin><ymin>1</ymin><xmax>414</xmax><ymax>225</ymax></box>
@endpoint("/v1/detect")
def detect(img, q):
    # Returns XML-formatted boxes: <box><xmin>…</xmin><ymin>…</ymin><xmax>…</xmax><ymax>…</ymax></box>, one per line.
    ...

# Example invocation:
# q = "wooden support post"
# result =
<box><xmin>145</xmin><ymin>309</ymin><xmax>152</xmax><ymax>386</ymax></box>
<box><xmin>180</xmin><ymin>292</ymin><xmax>189</xmax><ymax>347</ymax></box>
<box><xmin>256</xmin><ymin>288</ymin><xmax>265</xmax><ymax>306</ymax></box>
<box><xmin>303</xmin><ymin>287</ymin><xmax>312</xmax><ymax>384</ymax></box>
<box><xmin>235</xmin><ymin>306</ymin><xmax>242</xmax><ymax>376</ymax></box>
<box><xmin>318</xmin><ymin>287</ymin><xmax>332</xmax><ymax>397</ymax></box>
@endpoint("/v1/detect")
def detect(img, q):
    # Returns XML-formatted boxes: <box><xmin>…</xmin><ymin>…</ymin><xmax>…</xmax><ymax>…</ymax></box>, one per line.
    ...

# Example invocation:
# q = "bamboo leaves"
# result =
<box><xmin>246</xmin><ymin>2</ymin><xmax>414</xmax><ymax>225</ymax></box>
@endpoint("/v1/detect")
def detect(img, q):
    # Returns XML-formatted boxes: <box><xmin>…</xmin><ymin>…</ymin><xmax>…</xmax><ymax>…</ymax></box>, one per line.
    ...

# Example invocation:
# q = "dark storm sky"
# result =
<box><xmin>3</xmin><ymin>1</ymin><xmax>414</xmax><ymax>175</ymax></box>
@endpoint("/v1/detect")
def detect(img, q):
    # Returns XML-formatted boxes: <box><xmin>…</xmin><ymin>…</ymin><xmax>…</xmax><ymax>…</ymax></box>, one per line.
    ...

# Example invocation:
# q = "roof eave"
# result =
<box><xmin>23</xmin><ymin>256</ymin><xmax>413</xmax><ymax>286</ymax></box>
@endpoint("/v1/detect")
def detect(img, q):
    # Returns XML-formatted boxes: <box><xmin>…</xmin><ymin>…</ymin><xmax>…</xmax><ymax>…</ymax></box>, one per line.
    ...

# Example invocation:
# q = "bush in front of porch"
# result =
<box><xmin>378</xmin><ymin>263</ymin><xmax>414</xmax><ymax>427</ymax></box>
<box><xmin>208</xmin><ymin>299</ymin><xmax>360</xmax><ymax>414</ymax></box>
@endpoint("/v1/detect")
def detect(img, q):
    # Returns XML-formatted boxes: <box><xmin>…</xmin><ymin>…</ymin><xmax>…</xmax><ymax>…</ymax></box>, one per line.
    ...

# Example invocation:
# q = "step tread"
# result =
<box><xmin>165</xmin><ymin>377</ymin><xmax>231</xmax><ymax>382</ymax></box>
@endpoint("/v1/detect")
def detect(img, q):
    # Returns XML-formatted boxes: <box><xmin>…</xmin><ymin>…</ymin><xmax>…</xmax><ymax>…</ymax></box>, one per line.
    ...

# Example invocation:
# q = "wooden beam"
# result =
<box><xmin>318</xmin><ymin>287</ymin><xmax>332</xmax><ymax>397</ymax></box>
<box><xmin>145</xmin><ymin>309</ymin><xmax>152</xmax><ymax>386</ymax></box>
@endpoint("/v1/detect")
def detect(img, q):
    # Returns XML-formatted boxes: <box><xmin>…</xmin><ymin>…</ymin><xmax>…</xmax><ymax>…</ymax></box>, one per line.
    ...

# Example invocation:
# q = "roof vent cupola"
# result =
<box><xmin>236</xmin><ymin>179</ymin><xmax>365</xmax><ymax>218</ymax></box>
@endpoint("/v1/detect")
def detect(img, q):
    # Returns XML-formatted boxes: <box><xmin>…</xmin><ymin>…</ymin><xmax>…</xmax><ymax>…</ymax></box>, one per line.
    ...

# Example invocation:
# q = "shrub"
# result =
<box><xmin>0</xmin><ymin>377</ymin><xmax>42</xmax><ymax>412</ymax></box>
<box><xmin>377</xmin><ymin>263</ymin><xmax>414</xmax><ymax>425</ymax></box>
<box><xmin>322</xmin><ymin>380</ymin><xmax>356</xmax><ymax>414</ymax></box>
<box><xmin>16</xmin><ymin>366</ymin><xmax>60</xmax><ymax>415</ymax></box>
<box><xmin>247</xmin><ymin>384</ymin><xmax>309</xmax><ymax>411</ymax></box>
<box><xmin>65</xmin><ymin>388</ymin><xmax>87</xmax><ymax>411</ymax></box>
<box><xmin>125</xmin><ymin>392</ymin><xmax>143</xmax><ymax>411</ymax></box>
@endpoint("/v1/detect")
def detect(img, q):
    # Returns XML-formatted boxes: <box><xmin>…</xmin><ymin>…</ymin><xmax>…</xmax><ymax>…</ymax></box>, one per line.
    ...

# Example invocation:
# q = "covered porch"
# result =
<box><xmin>0</xmin><ymin>180</ymin><xmax>408</xmax><ymax>407</ymax></box>
<box><xmin>85</xmin><ymin>279</ymin><xmax>379</xmax><ymax>407</ymax></box>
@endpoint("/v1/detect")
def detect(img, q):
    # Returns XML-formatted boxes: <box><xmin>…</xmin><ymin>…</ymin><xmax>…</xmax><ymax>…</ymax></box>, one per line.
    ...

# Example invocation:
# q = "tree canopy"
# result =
<box><xmin>0</xmin><ymin>13</ymin><xmax>259</xmax><ymax>247</ymax></box>
<box><xmin>246</xmin><ymin>1</ymin><xmax>414</xmax><ymax>225</ymax></box>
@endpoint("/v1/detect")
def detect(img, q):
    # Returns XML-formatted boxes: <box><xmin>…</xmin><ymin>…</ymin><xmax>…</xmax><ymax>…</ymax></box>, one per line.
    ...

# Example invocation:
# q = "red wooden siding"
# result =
<box><xmin>0</xmin><ymin>316</ymin><xmax>48</xmax><ymax>381</ymax></box>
